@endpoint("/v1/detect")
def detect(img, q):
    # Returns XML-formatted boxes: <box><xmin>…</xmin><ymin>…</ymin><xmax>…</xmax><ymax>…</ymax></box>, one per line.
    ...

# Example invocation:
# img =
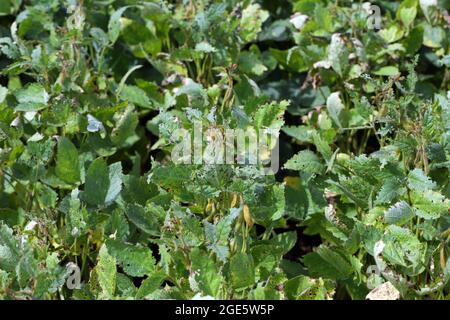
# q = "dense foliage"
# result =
<box><xmin>0</xmin><ymin>0</ymin><xmax>449</xmax><ymax>300</ymax></box>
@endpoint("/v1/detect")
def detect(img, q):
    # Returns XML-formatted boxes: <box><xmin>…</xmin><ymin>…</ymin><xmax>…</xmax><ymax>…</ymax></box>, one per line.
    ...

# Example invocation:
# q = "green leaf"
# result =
<box><xmin>254</xmin><ymin>100</ymin><xmax>288</xmax><ymax>131</ymax></box>
<box><xmin>96</xmin><ymin>244</ymin><xmax>117</xmax><ymax>299</ymax></box>
<box><xmin>397</xmin><ymin>0</ymin><xmax>418</xmax><ymax>28</ymax></box>
<box><xmin>250</xmin><ymin>244</ymin><xmax>282</xmax><ymax>280</ymax></box>
<box><xmin>111</xmin><ymin>106</ymin><xmax>139</xmax><ymax>147</ymax></box>
<box><xmin>314</xmin><ymin>5</ymin><xmax>333</xmax><ymax>33</ymax></box>
<box><xmin>14</xmin><ymin>83</ymin><xmax>49</xmax><ymax>112</ymax></box>
<box><xmin>106</xmin><ymin>239</ymin><xmax>155</xmax><ymax>277</ymax></box>
<box><xmin>239</xmin><ymin>51</ymin><xmax>267</xmax><ymax>76</ymax></box>
<box><xmin>115</xmin><ymin>273</ymin><xmax>136</xmax><ymax>297</ymax></box>
<box><xmin>150</xmin><ymin>165</ymin><xmax>193</xmax><ymax>190</ymax></box>
<box><xmin>124</xmin><ymin>203</ymin><xmax>159</xmax><ymax>236</ymax></box>
<box><xmin>0</xmin><ymin>0</ymin><xmax>21</xmax><ymax>16</ymax></box>
<box><xmin>0</xmin><ymin>208</ymin><xmax>22</xmax><ymax>227</ymax></box>
<box><xmin>312</xmin><ymin>132</ymin><xmax>332</xmax><ymax>161</ymax></box>
<box><xmin>384</xmin><ymin>201</ymin><xmax>414</xmax><ymax>225</ymax></box>
<box><xmin>285</xmin><ymin>275</ymin><xmax>317</xmax><ymax>300</ymax></box>
<box><xmin>270</xmin><ymin>231</ymin><xmax>297</xmax><ymax>256</ymax></box>
<box><xmin>0</xmin><ymin>223</ymin><xmax>20</xmax><ymax>272</ymax></box>
<box><xmin>135</xmin><ymin>271</ymin><xmax>165</xmax><ymax>299</ymax></box>
<box><xmin>411</xmin><ymin>190</ymin><xmax>449</xmax><ymax>220</ymax></box>
<box><xmin>376</xmin><ymin>178</ymin><xmax>406</xmax><ymax>204</ymax></box>
<box><xmin>373</xmin><ymin>66</ymin><xmax>400</xmax><ymax>76</ymax></box>
<box><xmin>239</xmin><ymin>4</ymin><xmax>269</xmax><ymax>43</ymax></box>
<box><xmin>246</xmin><ymin>184</ymin><xmax>285</xmax><ymax>222</ymax></box>
<box><xmin>36</xmin><ymin>183</ymin><xmax>58</xmax><ymax>209</ymax></box>
<box><xmin>282</xmin><ymin>126</ymin><xmax>315</xmax><ymax>143</ymax></box>
<box><xmin>328</xmin><ymin>34</ymin><xmax>348</xmax><ymax>77</ymax></box>
<box><xmin>407</xmin><ymin>168</ymin><xmax>436</xmax><ymax>192</ymax></box>
<box><xmin>120</xmin><ymin>85</ymin><xmax>152</xmax><ymax>109</ymax></box>
<box><xmin>190</xmin><ymin>248</ymin><xmax>222</xmax><ymax>297</ymax></box>
<box><xmin>106</xmin><ymin>162</ymin><xmax>124</xmax><ymax>204</ymax></box>
<box><xmin>84</xmin><ymin>158</ymin><xmax>109</xmax><ymax>206</ymax></box>
<box><xmin>230</xmin><ymin>252</ymin><xmax>255</xmax><ymax>290</ymax></box>
<box><xmin>0</xmin><ymin>85</ymin><xmax>7</xmax><ymax>104</ymax></box>
<box><xmin>204</xmin><ymin>209</ymin><xmax>239</xmax><ymax>262</ymax></box>
<box><xmin>122</xmin><ymin>175</ymin><xmax>158</xmax><ymax>206</ymax></box>
<box><xmin>303</xmin><ymin>246</ymin><xmax>354</xmax><ymax>280</ymax></box>
<box><xmin>108</xmin><ymin>6</ymin><xmax>129</xmax><ymax>44</ymax></box>
<box><xmin>84</xmin><ymin>158</ymin><xmax>123</xmax><ymax>206</ymax></box>
<box><xmin>284</xmin><ymin>150</ymin><xmax>324</xmax><ymax>174</ymax></box>
<box><xmin>55</xmin><ymin>137</ymin><xmax>80</xmax><ymax>184</ymax></box>
<box><xmin>383</xmin><ymin>225</ymin><xmax>424</xmax><ymax>271</ymax></box>
<box><xmin>379</xmin><ymin>25</ymin><xmax>404</xmax><ymax>43</ymax></box>
<box><xmin>423</xmin><ymin>25</ymin><xmax>445</xmax><ymax>48</ymax></box>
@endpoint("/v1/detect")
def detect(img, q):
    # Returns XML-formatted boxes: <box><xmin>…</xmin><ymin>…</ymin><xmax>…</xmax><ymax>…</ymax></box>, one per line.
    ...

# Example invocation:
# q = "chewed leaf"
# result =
<box><xmin>412</xmin><ymin>190</ymin><xmax>449</xmax><ymax>220</ymax></box>
<box><xmin>384</xmin><ymin>201</ymin><xmax>413</xmax><ymax>225</ymax></box>
<box><xmin>239</xmin><ymin>4</ymin><xmax>269</xmax><ymax>43</ymax></box>
<box><xmin>96</xmin><ymin>245</ymin><xmax>117</xmax><ymax>299</ymax></box>
<box><xmin>106</xmin><ymin>239</ymin><xmax>155</xmax><ymax>277</ymax></box>
<box><xmin>408</xmin><ymin>168</ymin><xmax>437</xmax><ymax>192</ymax></box>
<box><xmin>284</xmin><ymin>150</ymin><xmax>324</xmax><ymax>174</ymax></box>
